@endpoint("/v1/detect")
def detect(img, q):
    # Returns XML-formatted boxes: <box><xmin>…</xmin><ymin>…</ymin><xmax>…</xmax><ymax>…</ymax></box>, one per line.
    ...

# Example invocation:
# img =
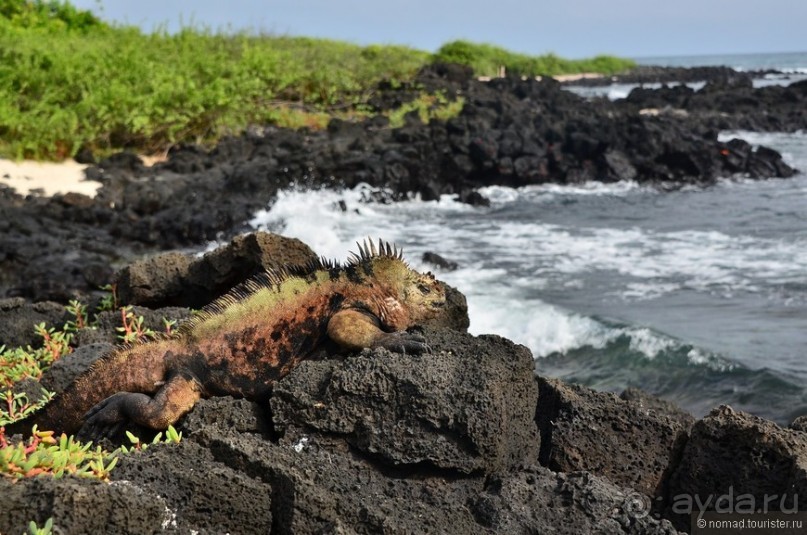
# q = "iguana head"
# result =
<box><xmin>395</xmin><ymin>262</ymin><xmax>446</xmax><ymax>321</ymax></box>
<box><xmin>352</xmin><ymin>239</ymin><xmax>447</xmax><ymax>323</ymax></box>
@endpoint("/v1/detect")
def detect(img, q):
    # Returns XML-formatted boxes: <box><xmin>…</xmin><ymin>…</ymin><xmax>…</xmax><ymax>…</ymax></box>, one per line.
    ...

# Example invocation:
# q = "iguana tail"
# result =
<box><xmin>4</xmin><ymin>339</ymin><xmax>177</xmax><ymax>438</ymax></box>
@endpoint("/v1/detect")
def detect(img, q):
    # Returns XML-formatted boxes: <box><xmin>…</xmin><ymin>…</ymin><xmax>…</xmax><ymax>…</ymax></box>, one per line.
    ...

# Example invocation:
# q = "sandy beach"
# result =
<box><xmin>0</xmin><ymin>158</ymin><xmax>101</xmax><ymax>197</ymax></box>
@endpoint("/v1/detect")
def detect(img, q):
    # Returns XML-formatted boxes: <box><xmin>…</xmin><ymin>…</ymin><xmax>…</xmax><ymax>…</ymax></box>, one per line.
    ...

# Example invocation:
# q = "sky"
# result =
<box><xmin>71</xmin><ymin>0</ymin><xmax>806</xmax><ymax>59</ymax></box>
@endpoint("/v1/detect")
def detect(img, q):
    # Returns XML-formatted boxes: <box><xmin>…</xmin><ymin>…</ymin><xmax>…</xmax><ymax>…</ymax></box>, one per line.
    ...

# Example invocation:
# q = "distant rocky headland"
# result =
<box><xmin>556</xmin><ymin>64</ymin><xmax>786</xmax><ymax>85</ymax></box>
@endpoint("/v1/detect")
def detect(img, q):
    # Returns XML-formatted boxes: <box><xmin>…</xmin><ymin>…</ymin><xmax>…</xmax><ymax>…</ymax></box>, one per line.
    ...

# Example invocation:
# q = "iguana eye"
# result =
<box><xmin>418</xmin><ymin>284</ymin><xmax>431</xmax><ymax>295</ymax></box>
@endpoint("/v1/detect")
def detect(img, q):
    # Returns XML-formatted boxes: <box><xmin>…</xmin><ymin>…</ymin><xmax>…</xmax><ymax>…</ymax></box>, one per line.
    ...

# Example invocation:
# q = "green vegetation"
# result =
<box><xmin>0</xmin><ymin>297</ymin><xmax>175</xmax><ymax>394</ymax></box>
<box><xmin>0</xmin><ymin>324</ymin><xmax>73</xmax><ymax>388</ymax></box>
<box><xmin>0</xmin><ymin>0</ymin><xmax>103</xmax><ymax>31</ymax></box>
<box><xmin>0</xmin><ymin>1</ymin><xmax>428</xmax><ymax>159</ymax></box>
<box><xmin>0</xmin><ymin>423</ymin><xmax>181</xmax><ymax>481</ymax></box>
<box><xmin>1</xmin><ymin>391</ymin><xmax>54</xmax><ymax>426</ymax></box>
<box><xmin>28</xmin><ymin>517</ymin><xmax>53</xmax><ymax>535</ymax></box>
<box><xmin>386</xmin><ymin>91</ymin><xmax>466</xmax><ymax>128</ymax></box>
<box><xmin>0</xmin><ymin>300</ymin><xmax>87</xmax><ymax>389</ymax></box>
<box><xmin>1</xmin><ymin>425</ymin><xmax>120</xmax><ymax>480</ymax></box>
<box><xmin>0</xmin><ymin>296</ymin><xmax>183</xmax><ymax>481</ymax></box>
<box><xmin>433</xmin><ymin>40</ymin><xmax>635</xmax><ymax>77</ymax></box>
<box><xmin>0</xmin><ymin>1</ymin><xmax>636</xmax><ymax>160</ymax></box>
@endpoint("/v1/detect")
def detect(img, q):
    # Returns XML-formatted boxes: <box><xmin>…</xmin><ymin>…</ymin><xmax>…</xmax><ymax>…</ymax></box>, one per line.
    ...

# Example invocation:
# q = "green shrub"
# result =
<box><xmin>0</xmin><ymin>0</ymin><xmax>106</xmax><ymax>32</ymax></box>
<box><xmin>0</xmin><ymin>20</ymin><xmax>428</xmax><ymax>158</ymax></box>
<box><xmin>386</xmin><ymin>91</ymin><xmax>465</xmax><ymax>128</ymax></box>
<box><xmin>433</xmin><ymin>39</ymin><xmax>635</xmax><ymax>77</ymax></box>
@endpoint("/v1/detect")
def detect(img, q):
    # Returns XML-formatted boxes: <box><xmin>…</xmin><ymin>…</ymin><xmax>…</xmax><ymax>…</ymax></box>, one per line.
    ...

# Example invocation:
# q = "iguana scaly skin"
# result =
<box><xmin>6</xmin><ymin>239</ymin><xmax>447</xmax><ymax>439</ymax></box>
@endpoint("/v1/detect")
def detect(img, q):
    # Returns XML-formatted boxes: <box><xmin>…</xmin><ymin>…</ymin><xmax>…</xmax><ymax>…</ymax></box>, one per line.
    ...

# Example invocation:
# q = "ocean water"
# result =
<box><xmin>634</xmin><ymin>51</ymin><xmax>807</xmax><ymax>73</ymax></box>
<box><xmin>247</xmin><ymin>53</ymin><xmax>807</xmax><ymax>424</ymax></box>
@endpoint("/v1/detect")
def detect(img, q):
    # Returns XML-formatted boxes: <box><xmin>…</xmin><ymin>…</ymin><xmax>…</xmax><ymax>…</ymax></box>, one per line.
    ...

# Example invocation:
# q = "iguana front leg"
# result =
<box><xmin>327</xmin><ymin>308</ymin><xmax>428</xmax><ymax>354</ymax></box>
<box><xmin>81</xmin><ymin>372</ymin><xmax>203</xmax><ymax>439</ymax></box>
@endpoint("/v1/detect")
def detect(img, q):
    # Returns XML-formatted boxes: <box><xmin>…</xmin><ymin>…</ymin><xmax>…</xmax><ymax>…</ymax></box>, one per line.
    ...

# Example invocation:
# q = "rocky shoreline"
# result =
<box><xmin>1</xmin><ymin>63</ymin><xmax>807</xmax><ymax>533</ymax></box>
<box><xmin>3</xmin><ymin>233</ymin><xmax>807</xmax><ymax>533</ymax></box>
<box><xmin>557</xmin><ymin>64</ymin><xmax>785</xmax><ymax>86</ymax></box>
<box><xmin>0</xmin><ymin>63</ymin><xmax>804</xmax><ymax>304</ymax></box>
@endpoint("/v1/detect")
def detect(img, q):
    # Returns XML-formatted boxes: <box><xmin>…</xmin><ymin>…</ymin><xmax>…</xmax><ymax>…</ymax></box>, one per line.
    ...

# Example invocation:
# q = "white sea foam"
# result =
<box><xmin>243</xmin><ymin>129</ymin><xmax>807</xmax><ymax>369</ymax></box>
<box><xmin>456</xmin><ymin>216</ymin><xmax>806</xmax><ymax>300</ymax></box>
<box><xmin>471</xmin><ymin>296</ymin><xmax>609</xmax><ymax>356</ymax></box>
<box><xmin>250</xmin><ymin>184</ymin><xmax>403</xmax><ymax>259</ymax></box>
<box><xmin>480</xmin><ymin>180</ymin><xmax>643</xmax><ymax>202</ymax></box>
<box><xmin>566</xmin><ymin>72</ymin><xmax>807</xmax><ymax>101</ymax></box>
<box><xmin>564</xmin><ymin>81</ymin><xmax>707</xmax><ymax>101</ymax></box>
<box><xmin>246</xmin><ymin>180</ymin><xmax>793</xmax><ymax>365</ymax></box>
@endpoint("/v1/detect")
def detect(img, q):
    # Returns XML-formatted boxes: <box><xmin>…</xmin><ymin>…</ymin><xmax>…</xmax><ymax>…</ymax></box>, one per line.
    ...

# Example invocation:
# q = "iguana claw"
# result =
<box><xmin>372</xmin><ymin>331</ymin><xmax>430</xmax><ymax>354</ymax></box>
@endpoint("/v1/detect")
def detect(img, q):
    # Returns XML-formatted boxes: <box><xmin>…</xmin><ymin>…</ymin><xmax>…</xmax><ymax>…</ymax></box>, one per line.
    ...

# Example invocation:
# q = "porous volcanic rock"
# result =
<box><xmin>0</xmin><ymin>187</ymin><xmax>124</xmax><ymax>303</ymax></box>
<box><xmin>272</xmin><ymin>328</ymin><xmax>539</xmax><ymax>474</ymax></box>
<box><xmin>0</xmin><ymin>477</ymin><xmax>169</xmax><ymax>535</ymax></box>
<box><xmin>536</xmin><ymin>377</ymin><xmax>694</xmax><ymax>499</ymax></box>
<box><xmin>112</xmin><ymin>441</ymin><xmax>274</xmax><ymax>534</ymax></box>
<box><xmin>665</xmin><ymin>405</ymin><xmax>807</xmax><ymax>530</ymax></box>
<box><xmin>115</xmin><ymin>232</ymin><xmax>317</xmax><ymax>308</ymax></box>
<box><xmin>619</xmin><ymin>77</ymin><xmax>807</xmax><ymax>133</ymax></box>
<box><xmin>621</xmin><ymin>387</ymin><xmax>696</xmax><ymax>431</ymax></box>
<box><xmin>470</xmin><ymin>467</ymin><xmax>680</xmax><ymax>534</ymax></box>
<box><xmin>0</xmin><ymin>298</ymin><xmax>68</xmax><ymax>347</ymax></box>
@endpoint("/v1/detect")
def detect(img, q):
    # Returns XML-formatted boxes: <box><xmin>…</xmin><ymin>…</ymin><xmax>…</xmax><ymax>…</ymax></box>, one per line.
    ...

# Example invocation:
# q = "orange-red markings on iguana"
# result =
<box><xmin>5</xmin><ymin>239</ymin><xmax>447</xmax><ymax>440</ymax></box>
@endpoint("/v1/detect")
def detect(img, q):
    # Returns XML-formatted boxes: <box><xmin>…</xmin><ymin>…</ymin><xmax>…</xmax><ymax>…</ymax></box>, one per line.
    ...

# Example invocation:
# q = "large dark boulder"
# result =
<box><xmin>115</xmin><ymin>232</ymin><xmax>317</xmax><ymax>308</ymax></box>
<box><xmin>272</xmin><ymin>328</ymin><xmax>540</xmax><ymax>474</ymax></box>
<box><xmin>536</xmin><ymin>377</ymin><xmax>694</xmax><ymax>498</ymax></box>
<box><xmin>665</xmin><ymin>405</ymin><xmax>807</xmax><ymax>530</ymax></box>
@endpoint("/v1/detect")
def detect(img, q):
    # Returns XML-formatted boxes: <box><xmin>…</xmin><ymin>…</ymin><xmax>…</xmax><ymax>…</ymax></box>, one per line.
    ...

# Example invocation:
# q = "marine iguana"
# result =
<box><xmin>5</xmin><ymin>239</ymin><xmax>446</xmax><ymax>439</ymax></box>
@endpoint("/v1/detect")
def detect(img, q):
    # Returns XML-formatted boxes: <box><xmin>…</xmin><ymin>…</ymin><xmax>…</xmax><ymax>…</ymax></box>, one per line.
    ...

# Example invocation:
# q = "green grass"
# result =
<box><xmin>0</xmin><ymin>1</ymin><xmax>636</xmax><ymax>160</ymax></box>
<box><xmin>0</xmin><ymin>16</ymin><xmax>428</xmax><ymax>158</ymax></box>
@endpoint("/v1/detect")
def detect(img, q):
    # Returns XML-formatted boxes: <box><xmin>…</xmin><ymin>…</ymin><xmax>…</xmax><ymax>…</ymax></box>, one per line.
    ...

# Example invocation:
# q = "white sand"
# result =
<box><xmin>478</xmin><ymin>72</ymin><xmax>607</xmax><ymax>82</ymax></box>
<box><xmin>552</xmin><ymin>73</ymin><xmax>606</xmax><ymax>83</ymax></box>
<box><xmin>0</xmin><ymin>159</ymin><xmax>101</xmax><ymax>198</ymax></box>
